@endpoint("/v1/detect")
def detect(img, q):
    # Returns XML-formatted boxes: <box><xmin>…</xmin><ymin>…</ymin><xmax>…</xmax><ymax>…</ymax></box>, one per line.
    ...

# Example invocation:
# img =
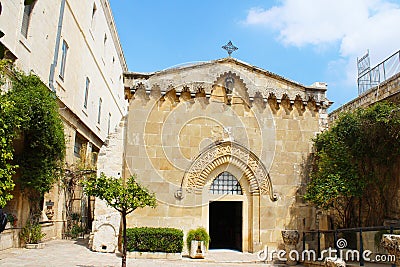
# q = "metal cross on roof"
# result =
<box><xmin>222</xmin><ymin>41</ymin><xmax>238</xmax><ymax>57</ymax></box>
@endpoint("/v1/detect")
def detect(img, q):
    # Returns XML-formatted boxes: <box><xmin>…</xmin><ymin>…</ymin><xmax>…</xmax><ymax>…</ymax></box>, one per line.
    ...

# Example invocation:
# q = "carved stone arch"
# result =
<box><xmin>164</xmin><ymin>84</ymin><xmax>179</xmax><ymax>104</ymax></box>
<box><xmin>195</xmin><ymin>86</ymin><xmax>206</xmax><ymax>97</ymax></box>
<box><xmin>150</xmin><ymin>84</ymin><xmax>161</xmax><ymax>100</ymax></box>
<box><xmin>280</xmin><ymin>93</ymin><xmax>292</xmax><ymax>115</ymax></box>
<box><xmin>267</xmin><ymin>92</ymin><xmax>279</xmax><ymax>113</ymax></box>
<box><xmin>253</xmin><ymin>91</ymin><xmax>265</xmax><ymax>110</ymax></box>
<box><xmin>294</xmin><ymin>94</ymin><xmax>305</xmax><ymax>115</ymax></box>
<box><xmin>180</xmin><ymin>85</ymin><xmax>192</xmax><ymax>101</ymax></box>
<box><xmin>132</xmin><ymin>82</ymin><xmax>149</xmax><ymax>106</ymax></box>
<box><xmin>181</xmin><ymin>141</ymin><xmax>278</xmax><ymax>201</ymax></box>
<box><xmin>213</xmin><ymin>71</ymin><xmax>247</xmax><ymax>90</ymax></box>
<box><xmin>306</xmin><ymin>94</ymin><xmax>318</xmax><ymax>115</ymax></box>
<box><xmin>133</xmin><ymin>82</ymin><xmax>149</xmax><ymax>100</ymax></box>
<box><xmin>213</xmin><ymin>71</ymin><xmax>250</xmax><ymax>104</ymax></box>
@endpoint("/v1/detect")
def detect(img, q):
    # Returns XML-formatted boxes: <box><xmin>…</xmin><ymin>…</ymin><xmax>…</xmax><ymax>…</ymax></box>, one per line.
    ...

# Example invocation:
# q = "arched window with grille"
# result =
<box><xmin>209</xmin><ymin>172</ymin><xmax>242</xmax><ymax>195</ymax></box>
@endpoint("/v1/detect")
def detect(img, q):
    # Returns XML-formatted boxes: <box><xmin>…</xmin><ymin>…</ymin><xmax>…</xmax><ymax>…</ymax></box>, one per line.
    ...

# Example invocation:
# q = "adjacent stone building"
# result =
<box><xmin>0</xmin><ymin>0</ymin><xmax>126</xmax><ymax>249</ymax></box>
<box><xmin>92</xmin><ymin>57</ymin><xmax>332</xmax><ymax>253</ymax></box>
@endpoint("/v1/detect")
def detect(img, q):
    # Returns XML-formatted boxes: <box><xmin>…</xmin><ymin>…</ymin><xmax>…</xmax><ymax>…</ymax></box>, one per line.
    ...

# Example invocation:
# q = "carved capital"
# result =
<box><xmin>282</xmin><ymin>230</ymin><xmax>300</xmax><ymax>245</ymax></box>
<box><xmin>325</xmin><ymin>257</ymin><xmax>346</xmax><ymax>267</ymax></box>
<box><xmin>382</xmin><ymin>234</ymin><xmax>400</xmax><ymax>265</ymax></box>
<box><xmin>282</xmin><ymin>230</ymin><xmax>300</xmax><ymax>265</ymax></box>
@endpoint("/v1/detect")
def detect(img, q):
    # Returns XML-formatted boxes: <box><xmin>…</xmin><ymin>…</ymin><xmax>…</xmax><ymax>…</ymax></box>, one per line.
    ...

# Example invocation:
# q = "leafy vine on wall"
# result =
<box><xmin>0</xmin><ymin>59</ymin><xmax>65</xmax><ymax>210</ymax></box>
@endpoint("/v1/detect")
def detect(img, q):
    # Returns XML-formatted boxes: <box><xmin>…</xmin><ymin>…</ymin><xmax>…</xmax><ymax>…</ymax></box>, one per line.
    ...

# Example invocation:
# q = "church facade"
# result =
<box><xmin>91</xmin><ymin>57</ymin><xmax>331</xmax><ymax>253</ymax></box>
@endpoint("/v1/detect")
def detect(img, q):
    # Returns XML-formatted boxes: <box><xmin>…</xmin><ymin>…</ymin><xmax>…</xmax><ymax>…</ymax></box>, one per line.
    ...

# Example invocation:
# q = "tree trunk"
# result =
<box><xmin>122</xmin><ymin>209</ymin><xmax>127</xmax><ymax>267</ymax></box>
<box><xmin>358</xmin><ymin>197</ymin><xmax>362</xmax><ymax>227</ymax></box>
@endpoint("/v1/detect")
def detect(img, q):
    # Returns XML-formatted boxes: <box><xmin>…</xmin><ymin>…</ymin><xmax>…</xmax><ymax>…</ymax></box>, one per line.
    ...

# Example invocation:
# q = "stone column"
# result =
<box><xmin>382</xmin><ymin>234</ymin><xmax>400</xmax><ymax>266</ymax></box>
<box><xmin>282</xmin><ymin>230</ymin><xmax>300</xmax><ymax>265</ymax></box>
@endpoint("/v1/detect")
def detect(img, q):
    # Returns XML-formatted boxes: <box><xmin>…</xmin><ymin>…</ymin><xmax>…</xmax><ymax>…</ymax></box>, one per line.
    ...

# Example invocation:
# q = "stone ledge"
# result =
<box><xmin>127</xmin><ymin>251</ymin><xmax>182</xmax><ymax>260</ymax></box>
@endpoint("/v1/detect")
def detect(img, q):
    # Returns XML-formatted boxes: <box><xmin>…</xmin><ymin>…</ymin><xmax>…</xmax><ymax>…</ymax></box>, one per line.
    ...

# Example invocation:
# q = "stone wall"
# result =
<box><xmin>90</xmin><ymin>118</ymin><xmax>126</xmax><ymax>253</ymax></box>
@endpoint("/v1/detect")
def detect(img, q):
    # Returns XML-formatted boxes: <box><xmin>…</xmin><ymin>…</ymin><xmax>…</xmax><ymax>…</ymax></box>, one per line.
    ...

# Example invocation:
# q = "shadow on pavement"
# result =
<box><xmin>73</xmin><ymin>237</ymin><xmax>90</xmax><ymax>249</ymax></box>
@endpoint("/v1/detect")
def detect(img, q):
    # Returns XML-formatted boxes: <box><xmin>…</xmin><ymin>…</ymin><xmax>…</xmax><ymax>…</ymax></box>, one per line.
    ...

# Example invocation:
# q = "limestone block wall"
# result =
<box><xmin>92</xmin><ymin>59</ymin><xmax>330</xmax><ymax>253</ymax></box>
<box><xmin>121</xmin><ymin>64</ymin><xmax>328</xmax><ymax>252</ymax></box>
<box><xmin>91</xmin><ymin>118</ymin><xmax>126</xmax><ymax>253</ymax></box>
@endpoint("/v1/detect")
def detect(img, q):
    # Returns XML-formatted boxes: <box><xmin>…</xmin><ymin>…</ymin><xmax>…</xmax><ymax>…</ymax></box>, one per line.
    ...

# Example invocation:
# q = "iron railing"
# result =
<box><xmin>358</xmin><ymin>50</ymin><xmax>400</xmax><ymax>95</ymax></box>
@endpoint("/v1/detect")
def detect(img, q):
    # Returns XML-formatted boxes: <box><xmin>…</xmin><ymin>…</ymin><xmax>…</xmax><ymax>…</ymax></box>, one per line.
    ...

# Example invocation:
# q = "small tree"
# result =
<box><xmin>83</xmin><ymin>173</ymin><xmax>156</xmax><ymax>267</ymax></box>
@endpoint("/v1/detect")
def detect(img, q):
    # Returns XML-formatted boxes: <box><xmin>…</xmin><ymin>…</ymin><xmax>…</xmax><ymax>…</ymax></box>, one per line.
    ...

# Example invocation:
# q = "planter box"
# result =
<box><xmin>127</xmin><ymin>251</ymin><xmax>182</xmax><ymax>260</ymax></box>
<box><xmin>25</xmin><ymin>243</ymin><xmax>45</xmax><ymax>249</ymax></box>
<box><xmin>189</xmin><ymin>240</ymin><xmax>206</xmax><ymax>259</ymax></box>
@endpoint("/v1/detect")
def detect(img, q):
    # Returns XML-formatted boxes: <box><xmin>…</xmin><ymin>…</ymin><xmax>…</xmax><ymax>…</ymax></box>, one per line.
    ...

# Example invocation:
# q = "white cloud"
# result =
<box><xmin>244</xmin><ymin>0</ymin><xmax>400</xmax><ymax>93</ymax></box>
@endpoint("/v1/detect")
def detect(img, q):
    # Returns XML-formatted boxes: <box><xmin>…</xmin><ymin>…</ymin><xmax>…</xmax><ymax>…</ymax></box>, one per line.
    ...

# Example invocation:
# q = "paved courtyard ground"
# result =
<box><xmin>1</xmin><ymin>238</ymin><xmax>391</xmax><ymax>267</ymax></box>
<box><xmin>0</xmin><ymin>238</ymin><xmax>271</xmax><ymax>267</ymax></box>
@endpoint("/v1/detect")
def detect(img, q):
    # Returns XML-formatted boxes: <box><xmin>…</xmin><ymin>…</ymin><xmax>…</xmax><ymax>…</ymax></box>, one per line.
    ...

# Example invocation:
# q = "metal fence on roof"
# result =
<box><xmin>358</xmin><ymin>50</ymin><xmax>400</xmax><ymax>95</ymax></box>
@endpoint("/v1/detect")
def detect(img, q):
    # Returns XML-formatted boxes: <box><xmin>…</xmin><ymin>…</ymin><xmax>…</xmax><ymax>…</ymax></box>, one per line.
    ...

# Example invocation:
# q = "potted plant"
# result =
<box><xmin>19</xmin><ymin>221</ymin><xmax>46</xmax><ymax>249</ymax></box>
<box><xmin>186</xmin><ymin>227</ymin><xmax>210</xmax><ymax>259</ymax></box>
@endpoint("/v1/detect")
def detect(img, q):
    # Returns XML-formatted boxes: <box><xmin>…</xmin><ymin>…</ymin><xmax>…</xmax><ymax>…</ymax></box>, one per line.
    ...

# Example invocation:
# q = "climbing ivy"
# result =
<box><xmin>0</xmin><ymin>61</ymin><xmax>20</xmax><ymax>208</ymax></box>
<box><xmin>0</xmin><ymin>60</ymin><xmax>65</xmax><ymax>207</ymax></box>
<box><xmin>304</xmin><ymin>101</ymin><xmax>400</xmax><ymax>228</ymax></box>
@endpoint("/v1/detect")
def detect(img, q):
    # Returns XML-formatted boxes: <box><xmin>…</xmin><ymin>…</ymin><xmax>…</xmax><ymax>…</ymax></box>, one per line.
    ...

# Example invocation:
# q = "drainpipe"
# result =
<box><xmin>48</xmin><ymin>0</ymin><xmax>66</xmax><ymax>92</ymax></box>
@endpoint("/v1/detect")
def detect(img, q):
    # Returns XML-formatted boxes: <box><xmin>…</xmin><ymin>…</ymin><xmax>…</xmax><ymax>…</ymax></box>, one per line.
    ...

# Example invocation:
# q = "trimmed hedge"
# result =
<box><xmin>126</xmin><ymin>227</ymin><xmax>183</xmax><ymax>253</ymax></box>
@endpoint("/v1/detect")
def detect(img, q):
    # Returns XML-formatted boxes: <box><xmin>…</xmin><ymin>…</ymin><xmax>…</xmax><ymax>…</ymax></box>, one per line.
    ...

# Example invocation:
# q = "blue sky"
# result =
<box><xmin>109</xmin><ymin>0</ymin><xmax>400</xmax><ymax>111</ymax></box>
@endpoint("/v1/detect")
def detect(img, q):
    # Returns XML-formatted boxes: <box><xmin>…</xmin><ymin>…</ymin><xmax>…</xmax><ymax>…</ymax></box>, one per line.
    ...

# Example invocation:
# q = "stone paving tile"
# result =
<box><xmin>0</xmin><ymin>239</ymin><xmax>275</xmax><ymax>267</ymax></box>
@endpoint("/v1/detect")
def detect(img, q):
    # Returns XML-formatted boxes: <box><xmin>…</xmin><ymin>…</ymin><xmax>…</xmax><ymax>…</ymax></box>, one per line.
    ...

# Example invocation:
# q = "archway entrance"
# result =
<box><xmin>208</xmin><ymin>171</ymin><xmax>243</xmax><ymax>251</ymax></box>
<box><xmin>209</xmin><ymin>201</ymin><xmax>242</xmax><ymax>251</ymax></box>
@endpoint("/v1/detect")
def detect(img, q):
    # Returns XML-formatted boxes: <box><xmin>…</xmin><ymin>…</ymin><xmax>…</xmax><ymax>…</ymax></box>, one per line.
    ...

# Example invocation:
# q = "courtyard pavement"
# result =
<box><xmin>0</xmin><ymin>238</ymin><xmax>273</xmax><ymax>267</ymax></box>
<box><xmin>0</xmin><ymin>239</ymin><xmax>392</xmax><ymax>267</ymax></box>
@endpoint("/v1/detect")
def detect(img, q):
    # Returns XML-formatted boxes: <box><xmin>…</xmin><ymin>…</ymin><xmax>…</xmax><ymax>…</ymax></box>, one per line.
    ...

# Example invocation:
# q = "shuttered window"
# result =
<box><xmin>107</xmin><ymin>113</ymin><xmax>111</xmax><ymax>134</ymax></box>
<box><xmin>59</xmin><ymin>40</ymin><xmax>68</xmax><ymax>79</ymax></box>
<box><xmin>97</xmin><ymin>98</ymin><xmax>102</xmax><ymax>124</ymax></box>
<box><xmin>21</xmin><ymin>4</ymin><xmax>34</xmax><ymax>38</ymax></box>
<box><xmin>84</xmin><ymin>77</ymin><xmax>90</xmax><ymax>109</ymax></box>
<box><xmin>74</xmin><ymin>133</ymin><xmax>86</xmax><ymax>157</ymax></box>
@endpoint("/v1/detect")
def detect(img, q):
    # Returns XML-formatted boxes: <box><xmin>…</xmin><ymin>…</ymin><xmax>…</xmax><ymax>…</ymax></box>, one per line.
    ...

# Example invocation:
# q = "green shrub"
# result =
<box><xmin>186</xmin><ymin>227</ymin><xmax>210</xmax><ymax>251</ymax></box>
<box><xmin>126</xmin><ymin>227</ymin><xmax>183</xmax><ymax>253</ymax></box>
<box><xmin>70</xmin><ymin>224</ymin><xmax>84</xmax><ymax>238</ymax></box>
<box><xmin>19</xmin><ymin>221</ymin><xmax>46</xmax><ymax>244</ymax></box>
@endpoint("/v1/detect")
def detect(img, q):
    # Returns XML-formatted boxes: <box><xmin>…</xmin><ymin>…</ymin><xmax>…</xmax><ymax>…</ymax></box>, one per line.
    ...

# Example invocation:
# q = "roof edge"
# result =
<box><xmin>124</xmin><ymin>57</ymin><xmax>328</xmax><ymax>91</ymax></box>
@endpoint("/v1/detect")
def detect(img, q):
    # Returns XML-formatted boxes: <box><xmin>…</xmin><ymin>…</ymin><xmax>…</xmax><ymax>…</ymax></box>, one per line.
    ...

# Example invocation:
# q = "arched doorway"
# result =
<box><xmin>209</xmin><ymin>172</ymin><xmax>243</xmax><ymax>251</ymax></box>
<box><xmin>179</xmin><ymin>141</ymin><xmax>278</xmax><ymax>252</ymax></box>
